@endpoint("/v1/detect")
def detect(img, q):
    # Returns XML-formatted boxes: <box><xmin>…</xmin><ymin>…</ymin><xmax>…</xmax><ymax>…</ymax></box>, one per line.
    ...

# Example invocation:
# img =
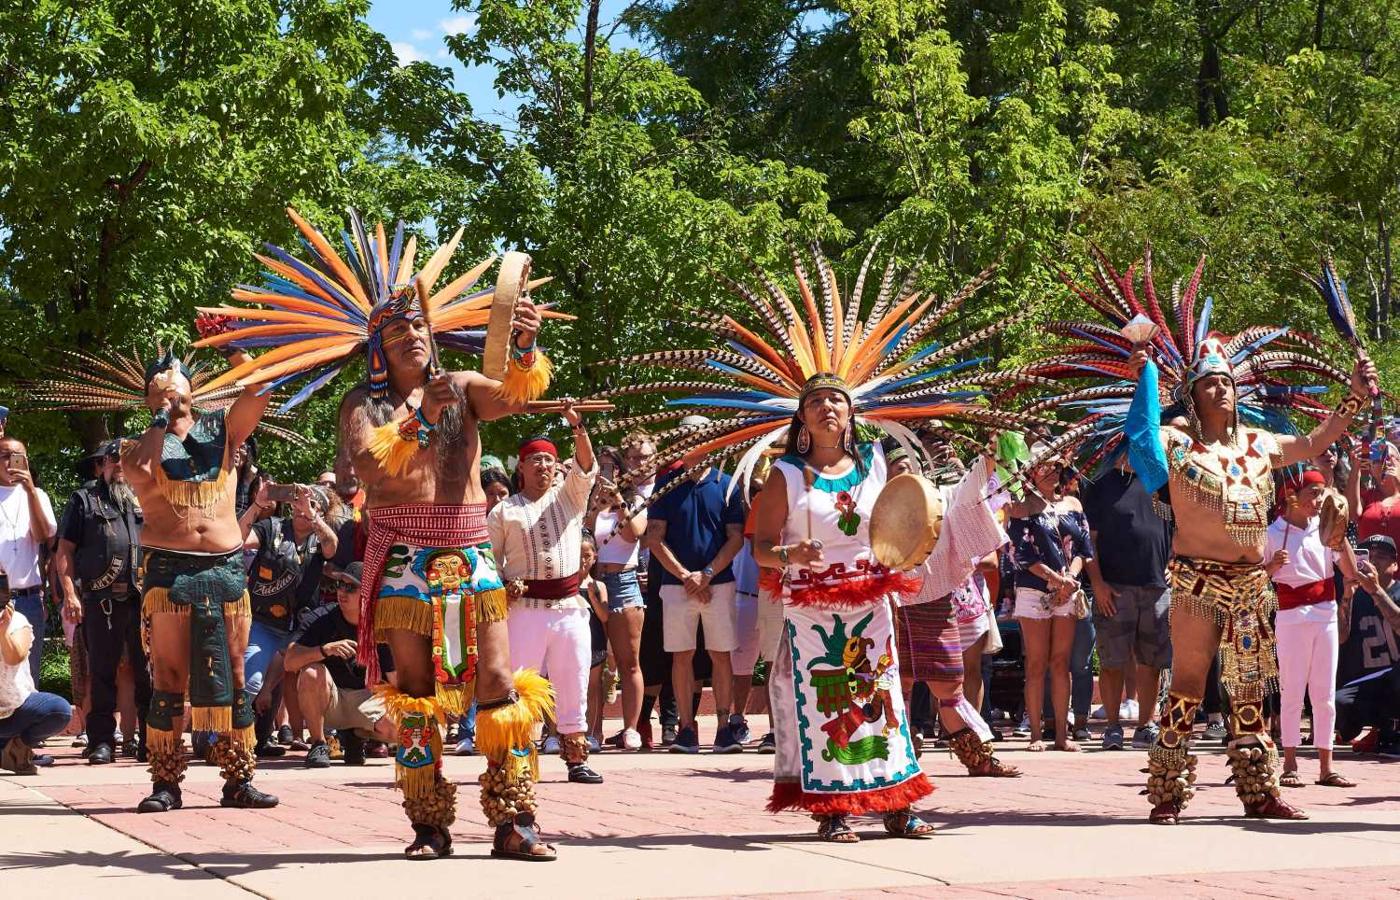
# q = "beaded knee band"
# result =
<box><xmin>479</xmin><ymin>762</ymin><xmax>539</xmax><ymax>827</ymax></box>
<box><xmin>403</xmin><ymin>778</ymin><xmax>457</xmax><ymax>829</ymax></box>
<box><xmin>1227</xmin><ymin>736</ymin><xmax>1281</xmax><ymax>805</ymax></box>
<box><xmin>1157</xmin><ymin>692</ymin><xmax>1203</xmax><ymax>749</ymax></box>
<box><xmin>1146</xmin><ymin>743</ymin><xmax>1197</xmax><ymax>810</ymax></box>
<box><xmin>947</xmin><ymin>727</ymin><xmax>994</xmax><ymax>770</ymax></box>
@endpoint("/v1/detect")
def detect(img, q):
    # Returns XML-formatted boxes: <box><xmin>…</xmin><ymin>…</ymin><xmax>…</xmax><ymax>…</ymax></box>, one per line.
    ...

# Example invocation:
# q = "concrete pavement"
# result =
<box><xmin>2</xmin><ymin>718</ymin><xmax>1397</xmax><ymax>898</ymax></box>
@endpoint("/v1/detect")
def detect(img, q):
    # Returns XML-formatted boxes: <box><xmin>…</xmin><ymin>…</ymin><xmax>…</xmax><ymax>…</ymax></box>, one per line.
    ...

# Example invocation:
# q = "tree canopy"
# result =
<box><xmin>3</xmin><ymin>0</ymin><xmax>1399</xmax><ymax>497</ymax></box>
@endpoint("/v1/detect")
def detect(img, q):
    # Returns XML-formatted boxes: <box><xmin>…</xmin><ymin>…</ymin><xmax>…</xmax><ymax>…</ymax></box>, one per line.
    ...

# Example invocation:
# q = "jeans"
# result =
<box><xmin>82</xmin><ymin>594</ymin><xmax>150</xmax><ymax>747</ymax></box>
<box><xmin>0</xmin><ymin>691</ymin><xmax>72</xmax><ymax>747</ymax></box>
<box><xmin>243</xmin><ymin>617</ymin><xmax>293</xmax><ymax>698</ymax></box>
<box><xmin>460</xmin><ymin>699</ymin><xmax>477</xmax><ymax>740</ymax></box>
<box><xmin>1070</xmin><ymin>616</ymin><xmax>1095</xmax><ymax>719</ymax></box>
<box><xmin>13</xmin><ymin>588</ymin><xmax>46</xmax><ymax>686</ymax></box>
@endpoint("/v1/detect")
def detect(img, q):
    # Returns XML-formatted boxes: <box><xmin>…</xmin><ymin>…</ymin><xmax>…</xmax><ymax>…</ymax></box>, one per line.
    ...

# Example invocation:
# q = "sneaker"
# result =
<box><xmin>220</xmin><ymin>780</ymin><xmax>279</xmax><ymax>809</ymax></box>
<box><xmin>1203</xmin><ymin>721</ymin><xmax>1229</xmax><ymax>743</ymax></box>
<box><xmin>455</xmin><ymin>736</ymin><xmax>477</xmax><ymax>756</ymax></box>
<box><xmin>1123</xmin><ymin>699</ymin><xmax>1139</xmax><ymax>721</ymax></box>
<box><xmin>340</xmin><ymin>731</ymin><xmax>366</xmax><ymax>766</ymax></box>
<box><xmin>758</xmin><ymin>732</ymin><xmax>776</xmax><ymax>754</ymax></box>
<box><xmin>669</xmin><ymin>725</ymin><xmax>700</xmax><ymax>754</ymax></box>
<box><xmin>1131</xmin><ymin>723</ymin><xmax>1161</xmax><ymax>750</ymax></box>
<box><xmin>542</xmin><ymin>735</ymin><xmax>562</xmax><ymax>755</ymax></box>
<box><xmin>71</xmin><ymin>732</ymin><xmax>88</xmax><ymax>748</ymax></box>
<box><xmin>366</xmin><ymin>741</ymin><xmax>389</xmax><ymax>758</ymax></box>
<box><xmin>254</xmin><ymin>739</ymin><xmax>287</xmax><ymax>759</ymax></box>
<box><xmin>304</xmin><ymin>741</ymin><xmax>332</xmax><ymax>768</ymax></box>
<box><xmin>1378</xmin><ymin>741</ymin><xmax>1400</xmax><ymax>759</ymax></box>
<box><xmin>1101</xmin><ymin>724</ymin><xmax>1125</xmax><ymax>750</ymax></box>
<box><xmin>1072</xmin><ymin>725</ymin><xmax>1091</xmax><ymax>743</ymax></box>
<box><xmin>122</xmin><ymin>737</ymin><xmax>139</xmax><ymax>759</ymax></box>
<box><xmin>713</xmin><ymin>724</ymin><xmax>743</xmax><ymax>753</ymax></box>
<box><xmin>619</xmin><ymin>728</ymin><xmax>642</xmax><ymax>751</ymax></box>
<box><xmin>661</xmin><ymin>723</ymin><xmax>679</xmax><ymax>746</ymax></box>
<box><xmin>277</xmin><ymin>725</ymin><xmax>294</xmax><ymax>746</ymax></box>
<box><xmin>728</xmin><ymin>714</ymin><xmax>751</xmax><ymax>745</ymax></box>
<box><xmin>1013</xmin><ymin>715</ymin><xmax>1031</xmax><ymax>738</ymax></box>
<box><xmin>1090</xmin><ymin>704</ymin><xmax>1108</xmax><ymax>721</ymax></box>
<box><xmin>587</xmin><ymin>735</ymin><xmax>602</xmax><ymax>753</ymax></box>
<box><xmin>567</xmin><ymin>762</ymin><xmax>604</xmax><ymax>784</ymax></box>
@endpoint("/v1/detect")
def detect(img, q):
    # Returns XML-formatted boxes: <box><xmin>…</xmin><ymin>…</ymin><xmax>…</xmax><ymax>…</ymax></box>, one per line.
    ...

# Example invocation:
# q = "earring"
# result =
<box><xmin>796</xmin><ymin>425</ymin><xmax>811</xmax><ymax>455</ymax></box>
<box><xmin>842</xmin><ymin>426</ymin><xmax>854</xmax><ymax>454</ymax></box>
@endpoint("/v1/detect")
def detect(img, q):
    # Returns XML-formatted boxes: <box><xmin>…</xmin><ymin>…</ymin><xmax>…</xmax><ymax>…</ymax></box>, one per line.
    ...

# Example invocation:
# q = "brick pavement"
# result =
<box><xmin>8</xmin><ymin>719</ymin><xmax>1400</xmax><ymax>898</ymax></box>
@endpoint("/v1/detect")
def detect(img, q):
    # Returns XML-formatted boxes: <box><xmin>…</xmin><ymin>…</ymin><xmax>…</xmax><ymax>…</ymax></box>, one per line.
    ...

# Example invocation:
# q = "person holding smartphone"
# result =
<box><xmin>0</xmin><ymin>436</ymin><xmax>57</xmax><ymax>687</ymax></box>
<box><xmin>0</xmin><ymin>592</ymin><xmax>72</xmax><ymax>774</ymax></box>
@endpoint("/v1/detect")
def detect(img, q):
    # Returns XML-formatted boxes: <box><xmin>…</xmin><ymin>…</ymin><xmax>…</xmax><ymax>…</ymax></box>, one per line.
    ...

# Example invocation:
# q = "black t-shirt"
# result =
<box><xmin>294</xmin><ymin>607</ymin><xmax>394</xmax><ymax>690</ymax></box>
<box><xmin>1082</xmin><ymin>469</ymin><xmax>1170</xmax><ymax>589</ymax></box>
<box><xmin>1338</xmin><ymin>583</ymin><xmax>1399</xmax><ymax>689</ymax></box>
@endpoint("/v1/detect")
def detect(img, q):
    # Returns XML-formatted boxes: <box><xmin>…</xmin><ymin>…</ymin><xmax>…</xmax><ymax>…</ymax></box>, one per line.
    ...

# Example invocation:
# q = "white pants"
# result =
<box><xmin>507</xmin><ymin>605</ymin><xmax>590</xmax><ymax>735</ymax></box>
<box><xmin>731</xmin><ymin>586</ymin><xmax>785</xmax><ymax>676</ymax></box>
<box><xmin>1277</xmin><ymin>610</ymin><xmax>1339</xmax><ymax>750</ymax></box>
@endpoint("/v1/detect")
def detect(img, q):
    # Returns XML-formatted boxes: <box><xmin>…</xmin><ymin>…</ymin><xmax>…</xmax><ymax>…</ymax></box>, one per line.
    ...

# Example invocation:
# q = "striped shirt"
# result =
<box><xmin>487</xmin><ymin>459</ymin><xmax>597</xmax><ymax>608</ymax></box>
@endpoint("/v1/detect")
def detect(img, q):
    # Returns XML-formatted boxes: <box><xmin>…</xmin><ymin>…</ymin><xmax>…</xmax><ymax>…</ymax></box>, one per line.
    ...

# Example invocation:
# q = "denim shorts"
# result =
<box><xmin>601</xmin><ymin>569</ymin><xmax>645</xmax><ymax>613</ymax></box>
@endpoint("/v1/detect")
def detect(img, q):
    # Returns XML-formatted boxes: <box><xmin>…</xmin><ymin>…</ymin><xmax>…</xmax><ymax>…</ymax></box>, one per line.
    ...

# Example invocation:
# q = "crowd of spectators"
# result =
<box><xmin>2</xmin><ymin>419</ymin><xmax>1396</xmax><ymax>779</ymax></box>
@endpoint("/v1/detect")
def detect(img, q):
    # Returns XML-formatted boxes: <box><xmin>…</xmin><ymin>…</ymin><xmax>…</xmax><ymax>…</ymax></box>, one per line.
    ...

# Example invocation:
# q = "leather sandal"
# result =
<box><xmin>1316</xmin><ymin>772</ymin><xmax>1355</xmax><ymax>788</ymax></box>
<box><xmin>491</xmin><ymin>813</ymin><xmax>557</xmax><ymax>861</ymax></box>
<box><xmin>1279</xmin><ymin>770</ymin><xmax>1304</xmax><ymax>788</ymax></box>
<box><xmin>816</xmin><ymin>815</ymin><xmax>859</xmax><ymax>843</ymax></box>
<box><xmin>882</xmin><ymin>809</ymin><xmax>934</xmax><ymax>838</ymax></box>
<box><xmin>1149</xmin><ymin>801</ymin><xmax>1180</xmax><ymax>825</ymax></box>
<box><xmin>969</xmin><ymin>756</ymin><xmax>1022</xmax><ymax>778</ymax></box>
<box><xmin>405</xmin><ymin>824</ymin><xmax>453</xmax><ymax>860</ymax></box>
<box><xmin>1244</xmin><ymin>795</ymin><xmax>1309</xmax><ymax>820</ymax></box>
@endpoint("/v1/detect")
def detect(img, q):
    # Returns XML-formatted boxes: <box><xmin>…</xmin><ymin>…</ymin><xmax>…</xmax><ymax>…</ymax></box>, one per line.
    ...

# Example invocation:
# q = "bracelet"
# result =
<box><xmin>149</xmin><ymin>409</ymin><xmax>171</xmax><ymax>430</ymax></box>
<box><xmin>1335</xmin><ymin>393</ymin><xmax>1366</xmax><ymax>420</ymax></box>
<box><xmin>510</xmin><ymin>335</ymin><xmax>538</xmax><ymax>368</ymax></box>
<box><xmin>396</xmin><ymin>406</ymin><xmax>436</xmax><ymax>448</ymax></box>
<box><xmin>776</xmin><ymin>546</ymin><xmax>790</xmax><ymax>566</ymax></box>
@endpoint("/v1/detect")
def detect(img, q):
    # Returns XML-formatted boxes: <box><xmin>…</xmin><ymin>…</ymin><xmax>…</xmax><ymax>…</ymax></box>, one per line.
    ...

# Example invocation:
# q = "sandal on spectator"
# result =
<box><xmin>1278</xmin><ymin>770</ymin><xmax>1304</xmax><ymax>788</ymax></box>
<box><xmin>1315</xmin><ymin>772</ymin><xmax>1355</xmax><ymax>788</ymax></box>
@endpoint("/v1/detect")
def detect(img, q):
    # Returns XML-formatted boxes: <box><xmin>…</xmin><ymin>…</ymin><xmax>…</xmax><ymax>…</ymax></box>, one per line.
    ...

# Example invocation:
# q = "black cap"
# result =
<box><xmin>1361</xmin><ymin>534</ymin><xmax>1397</xmax><ymax>554</ymax></box>
<box><xmin>334</xmin><ymin>561</ymin><xmax>364</xmax><ymax>587</ymax></box>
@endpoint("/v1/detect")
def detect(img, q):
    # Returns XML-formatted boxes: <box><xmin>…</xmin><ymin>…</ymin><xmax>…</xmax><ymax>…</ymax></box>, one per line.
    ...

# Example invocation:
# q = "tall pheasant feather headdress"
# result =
<box><xmin>191</xmin><ymin>207</ymin><xmax>558</xmax><ymax>409</ymax></box>
<box><xmin>1008</xmin><ymin>243</ymin><xmax>1347</xmax><ymax>469</ymax></box>
<box><xmin>22</xmin><ymin>346</ymin><xmax>309</xmax><ymax>445</ymax></box>
<box><xmin>591</xmin><ymin>241</ymin><xmax>1053</xmax><ymax>492</ymax></box>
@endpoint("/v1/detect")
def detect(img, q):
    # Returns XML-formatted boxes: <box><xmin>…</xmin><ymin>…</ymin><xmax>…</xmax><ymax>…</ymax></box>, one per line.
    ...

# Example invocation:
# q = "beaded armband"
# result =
<box><xmin>1335</xmin><ymin>393</ymin><xmax>1365</xmax><ymax>420</ymax></box>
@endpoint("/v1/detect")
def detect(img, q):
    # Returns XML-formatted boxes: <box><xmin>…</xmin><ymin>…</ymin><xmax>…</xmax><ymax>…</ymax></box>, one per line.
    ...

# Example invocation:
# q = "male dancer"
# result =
<box><xmin>1126</xmin><ymin>338</ymin><xmax>1375</xmax><ymax>824</ymax></box>
<box><xmin>489</xmin><ymin>419</ymin><xmax>601</xmax><ymax>784</ymax></box>
<box><xmin>337</xmin><ymin>290</ymin><xmax>557</xmax><ymax>860</ymax></box>
<box><xmin>121</xmin><ymin>350</ymin><xmax>277</xmax><ymax>813</ymax></box>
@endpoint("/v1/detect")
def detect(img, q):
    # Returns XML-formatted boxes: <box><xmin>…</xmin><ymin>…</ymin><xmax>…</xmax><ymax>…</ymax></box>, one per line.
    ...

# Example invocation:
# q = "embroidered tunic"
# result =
<box><xmin>767</xmin><ymin>443</ymin><xmax>932</xmax><ymax>816</ymax></box>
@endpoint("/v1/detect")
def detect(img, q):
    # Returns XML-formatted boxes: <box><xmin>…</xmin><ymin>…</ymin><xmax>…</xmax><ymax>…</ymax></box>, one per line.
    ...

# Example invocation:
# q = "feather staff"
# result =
<box><xmin>1301</xmin><ymin>259</ymin><xmax>1381</xmax><ymax>454</ymax></box>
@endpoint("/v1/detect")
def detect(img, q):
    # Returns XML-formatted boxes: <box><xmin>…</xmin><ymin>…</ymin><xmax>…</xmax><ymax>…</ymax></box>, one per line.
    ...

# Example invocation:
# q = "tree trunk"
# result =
<box><xmin>1312</xmin><ymin>0</ymin><xmax>1326</xmax><ymax>49</ymax></box>
<box><xmin>582</xmin><ymin>0</ymin><xmax>601</xmax><ymax>127</ymax></box>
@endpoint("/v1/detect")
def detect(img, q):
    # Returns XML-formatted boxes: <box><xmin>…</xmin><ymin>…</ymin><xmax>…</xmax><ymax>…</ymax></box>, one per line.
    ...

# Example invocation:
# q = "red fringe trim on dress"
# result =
<box><xmin>766</xmin><ymin>773</ymin><xmax>934</xmax><ymax>815</ymax></box>
<box><xmin>787</xmin><ymin>572</ymin><xmax>921</xmax><ymax>610</ymax></box>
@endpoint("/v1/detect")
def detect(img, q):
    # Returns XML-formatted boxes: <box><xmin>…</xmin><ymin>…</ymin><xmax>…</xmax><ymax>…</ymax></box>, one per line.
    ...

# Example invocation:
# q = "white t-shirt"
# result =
<box><xmin>0</xmin><ymin>610</ymin><xmax>36</xmax><ymax>718</ymax></box>
<box><xmin>0</xmin><ymin>484</ymin><xmax>56</xmax><ymax>590</ymax></box>
<box><xmin>1265</xmin><ymin>516</ymin><xmax>1338</xmax><ymax>626</ymax></box>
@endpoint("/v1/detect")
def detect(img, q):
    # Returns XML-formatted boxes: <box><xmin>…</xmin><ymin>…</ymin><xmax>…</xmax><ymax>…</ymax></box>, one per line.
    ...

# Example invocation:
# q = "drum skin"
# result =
<box><xmin>870</xmin><ymin>472</ymin><xmax>945</xmax><ymax>570</ymax></box>
<box><xmin>484</xmin><ymin>250</ymin><xmax>532</xmax><ymax>380</ymax></box>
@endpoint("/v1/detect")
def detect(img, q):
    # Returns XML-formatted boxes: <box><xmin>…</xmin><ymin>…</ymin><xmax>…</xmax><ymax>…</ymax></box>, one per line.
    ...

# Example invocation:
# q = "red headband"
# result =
<box><xmin>1277</xmin><ymin>468</ymin><xmax>1326</xmax><ymax>507</ymax></box>
<box><xmin>519</xmin><ymin>438</ymin><xmax>558</xmax><ymax>460</ymax></box>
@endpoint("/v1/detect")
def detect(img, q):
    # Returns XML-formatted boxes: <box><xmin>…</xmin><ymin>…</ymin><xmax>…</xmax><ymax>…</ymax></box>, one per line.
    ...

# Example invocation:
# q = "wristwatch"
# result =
<box><xmin>701</xmin><ymin>566</ymin><xmax>714</xmax><ymax>578</ymax></box>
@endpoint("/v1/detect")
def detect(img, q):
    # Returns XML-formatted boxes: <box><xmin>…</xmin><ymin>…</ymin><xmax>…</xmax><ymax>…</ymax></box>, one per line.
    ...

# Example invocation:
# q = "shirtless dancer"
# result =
<box><xmin>122</xmin><ymin>351</ymin><xmax>277</xmax><ymax>813</ymax></box>
<box><xmin>337</xmin><ymin>291</ymin><xmax>557</xmax><ymax>861</ymax></box>
<box><xmin>1126</xmin><ymin>338</ymin><xmax>1375</xmax><ymax>824</ymax></box>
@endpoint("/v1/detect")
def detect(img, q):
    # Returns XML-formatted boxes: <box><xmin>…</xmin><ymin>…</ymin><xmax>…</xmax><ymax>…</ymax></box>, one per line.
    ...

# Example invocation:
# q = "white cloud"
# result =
<box><xmin>391</xmin><ymin>41</ymin><xmax>423</xmax><ymax>65</ymax></box>
<box><xmin>440</xmin><ymin>14</ymin><xmax>478</xmax><ymax>36</ymax></box>
<box><xmin>411</xmin><ymin>28</ymin><xmax>433</xmax><ymax>41</ymax></box>
<box><xmin>435</xmin><ymin>47</ymin><xmax>450</xmax><ymax>59</ymax></box>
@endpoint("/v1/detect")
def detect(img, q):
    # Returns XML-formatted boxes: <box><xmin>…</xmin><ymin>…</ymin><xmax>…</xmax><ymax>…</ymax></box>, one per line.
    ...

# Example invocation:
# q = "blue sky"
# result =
<box><xmin>365</xmin><ymin>1</ymin><xmax>642</xmax><ymax>124</ymax></box>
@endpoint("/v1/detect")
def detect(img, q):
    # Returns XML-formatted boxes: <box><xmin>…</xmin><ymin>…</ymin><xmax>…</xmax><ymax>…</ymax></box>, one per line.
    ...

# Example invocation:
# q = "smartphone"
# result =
<box><xmin>0</xmin><ymin>570</ymin><xmax>10</xmax><ymax>599</ymax></box>
<box><xmin>265</xmin><ymin>483</ymin><xmax>301</xmax><ymax>503</ymax></box>
<box><xmin>1354</xmin><ymin>548</ymin><xmax>1370</xmax><ymax>567</ymax></box>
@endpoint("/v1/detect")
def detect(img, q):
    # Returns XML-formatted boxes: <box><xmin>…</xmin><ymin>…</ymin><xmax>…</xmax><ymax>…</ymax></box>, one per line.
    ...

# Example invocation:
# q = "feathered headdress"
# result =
<box><xmin>22</xmin><ymin>346</ymin><xmax>309</xmax><ymax>445</ymax></box>
<box><xmin>191</xmin><ymin>207</ymin><xmax>558</xmax><ymax>409</ymax></box>
<box><xmin>1009</xmin><ymin>243</ymin><xmax>1347</xmax><ymax>471</ymax></box>
<box><xmin>590</xmin><ymin>241</ymin><xmax>1053</xmax><ymax>492</ymax></box>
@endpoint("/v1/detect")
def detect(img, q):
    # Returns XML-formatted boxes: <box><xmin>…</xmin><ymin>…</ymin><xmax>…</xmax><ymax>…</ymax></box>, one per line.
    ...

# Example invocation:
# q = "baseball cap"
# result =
<box><xmin>333</xmin><ymin>561</ymin><xmax>364</xmax><ymax>587</ymax></box>
<box><xmin>1361</xmin><ymin>534</ymin><xmax>1397</xmax><ymax>555</ymax></box>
